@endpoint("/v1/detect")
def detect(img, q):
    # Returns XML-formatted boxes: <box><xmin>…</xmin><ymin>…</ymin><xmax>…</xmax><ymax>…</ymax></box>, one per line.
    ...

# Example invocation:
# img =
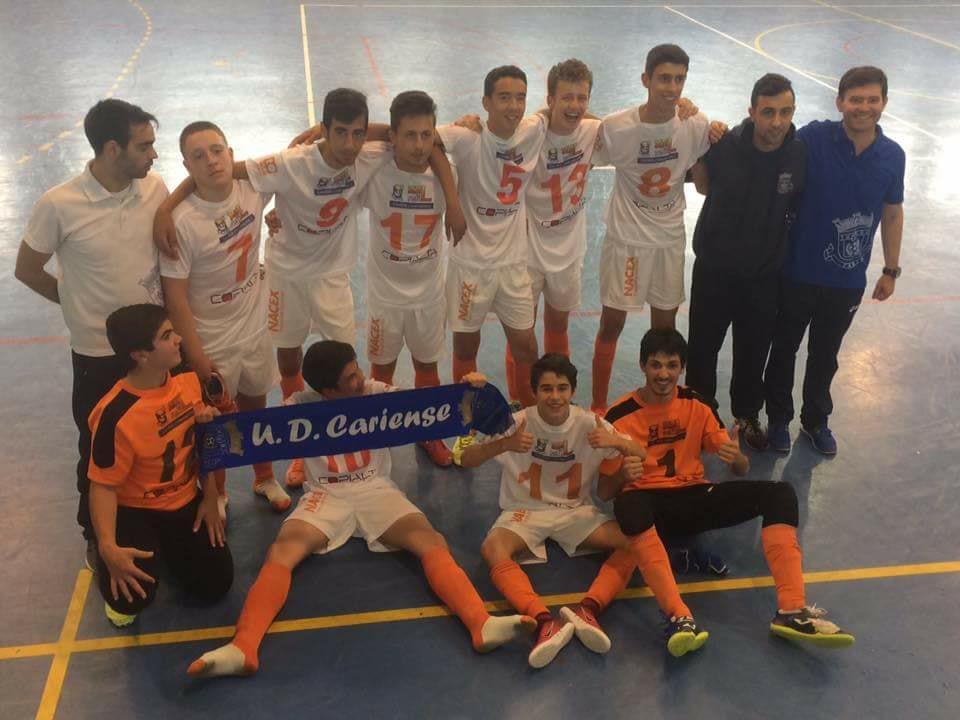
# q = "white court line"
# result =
<box><xmin>300</xmin><ymin>4</ymin><xmax>317</xmax><ymax>126</ymax></box>
<box><xmin>663</xmin><ymin>6</ymin><xmax>944</xmax><ymax>142</ymax></box>
<box><xmin>301</xmin><ymin>3</ymin><xmax>960</xmax><ymax>7</ymax></box>
<box><xmin>814</xmin><ymin>0</ymin><xmax>960</xmax><ymax>51</ymax></box>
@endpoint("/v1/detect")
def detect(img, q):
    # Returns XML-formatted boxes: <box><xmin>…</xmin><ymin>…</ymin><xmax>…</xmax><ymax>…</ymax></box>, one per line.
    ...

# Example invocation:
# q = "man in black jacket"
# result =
<box><xmin>686</xmin><ymin>74</ymin><xmax>806</xmax><ymax>449</ymax></box>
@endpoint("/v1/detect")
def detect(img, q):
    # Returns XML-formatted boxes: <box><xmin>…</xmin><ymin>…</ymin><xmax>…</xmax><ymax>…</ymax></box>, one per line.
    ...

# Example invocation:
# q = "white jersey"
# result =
<box><xmin>526</xmin><ymin>119</ymin><xmax>601</xmax><ymax>273</ymax></box>
<box><xmin>485</xmin><ymin>405</ymin><xmax>623</xmax><ymax>511</ymax></box>
<box><xmin>161</xmin><ymin>180</ymin><xmax>271</xmax><ymax>353</ymax></box>
<box><xmin>437</xmin><ymin>115</ymin><xmax>547</xmax><ymax>268</ymax></box>
<box><xmin>363</xmin><ymin>159</ymin><xmax>446</xmax><ymax>308</ymax></box>
<box><xmin>21</xmin><ymin>165</ymin><xmax>168</xmax><ymax>356</ymax></box>
<box><xmin>246</xmin><ymin>142</ymin><xmax>390</xmax><ymax>280</ymax></box>
<box><xmin>596</xmin><ymin>108</ymin><xmax>710</xmax><ymax>248</ymax></box>
<box><xmin>294</xmin><ymin>380</ymin><xmax>399</xmax><ymax>496</ymax></box>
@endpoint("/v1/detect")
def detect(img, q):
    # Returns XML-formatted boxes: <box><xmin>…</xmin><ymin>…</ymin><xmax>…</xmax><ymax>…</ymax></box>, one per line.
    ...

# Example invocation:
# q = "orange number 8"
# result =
<box><xmin>638</xmin><ymin>167</ymin><xmax>672</xmax><ymax>198</ymax></box>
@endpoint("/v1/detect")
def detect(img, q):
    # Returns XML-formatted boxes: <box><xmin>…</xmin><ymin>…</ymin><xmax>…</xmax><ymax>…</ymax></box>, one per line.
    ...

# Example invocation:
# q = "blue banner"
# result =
<box><xmin>197</xmin><ymin>382</ymin><xmax>513</xmax><ymax>472</ymax></box>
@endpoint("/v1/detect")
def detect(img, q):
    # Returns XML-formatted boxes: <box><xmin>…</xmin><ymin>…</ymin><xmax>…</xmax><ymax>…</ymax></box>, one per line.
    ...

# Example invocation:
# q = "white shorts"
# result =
<box><xmin>599</xmin><ymin>239</ymin><xmax>685</xmax><ymax>312</ymax></box>
<box><xmin>285</xmin><ymin>483</ymin><xmax>423</xmax><ymax>554</ymax></box>
<box><xmin>268</xmin><ymin>271</ymin><xmax>356</xmax><ymax>347</ymax></box>
<box><xmin>366</xmin><ymin>296</ymin><xmax>446</xmax><ymax>365</ymax></box>
<box><xmin>489</xmin><ymin>504</ymin><xmax>612</xmax><ymax>565</ymax></box>
<box><xmin>529</xmin><ymin>260</ymin><xmax>583</xmax><ymax>313</ymax></box>
<box><xmin>208</xmin><ymin>330</ymin><xmax>279</xmax><ymax>399</ymax></box>
<box><xmin>445</xmin><ymin>261</ymin><xmax>535</xmax><ymax>333</ymax></box>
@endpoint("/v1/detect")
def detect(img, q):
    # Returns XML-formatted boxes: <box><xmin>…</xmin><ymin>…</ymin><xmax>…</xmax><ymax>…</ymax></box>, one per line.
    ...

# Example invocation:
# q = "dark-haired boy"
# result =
<box><xmin>764</xmin><ymin>66</ymin><xmax>905</xmax><ymax>455</ymax></box>
<box><xmin>187</xmin><ymin>340</ymin><xmax>534</xmax><ymax>679</ymax></box>
<box><xmin>685</xmin><ymin>74</ymin><xmax>806</xmax><ymax>449</ymax></box>
<box><xmin>15</xmin><ymin>98</ymin><xmax>168</xmax><ymax>565</ymax></box>
<box><xmin>461</xmin><ymin>353</ymin><xmax>643</xmax><ymax>667</ymax></box>
<box><xmin>161</xmin><ymin>121</ymin><xmax>289</xmax><ymax>513</ymax></box>
<box><xmin>604</xmin><ymin>328</ymin><xmax>854</xmax><ymax>655</ymax></box>
<box><xmin>88</xmin><ymin>304</ymin><xmax>232</xmax><ymax>627</ymax></box>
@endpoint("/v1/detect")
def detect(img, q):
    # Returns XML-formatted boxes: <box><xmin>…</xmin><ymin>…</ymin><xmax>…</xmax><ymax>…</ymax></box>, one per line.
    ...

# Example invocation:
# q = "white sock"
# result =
<box><xmin>187</xmin><ymin>643</ymin><xmax>252</xmax><ymax>678</ymax></box>
<box><xmin>475</xmin><ymin>614</ymin><xmax>536</xmax><ymax>652</ymax></box>
<box><xmin>254</xmin><ymin>477</ymin><xmax>291</xmax><ymax>512</ymax></box>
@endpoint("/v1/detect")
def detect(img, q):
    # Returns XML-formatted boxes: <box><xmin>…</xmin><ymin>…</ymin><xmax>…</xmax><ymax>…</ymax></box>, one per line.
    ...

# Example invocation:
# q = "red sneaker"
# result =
<box><xmin>528</xmin><ymin>615</ymin><xmax>574</xmax><ymax>669</ymax></box>
<box><xmin>560</xmin><ymin>604</ymin><xmax>611</xmax><ymax>654</ymax></box>
<box><xmin>419</xmin><ymin>439</ymin><xmax>453</xmax><ymax>468</ymax></box>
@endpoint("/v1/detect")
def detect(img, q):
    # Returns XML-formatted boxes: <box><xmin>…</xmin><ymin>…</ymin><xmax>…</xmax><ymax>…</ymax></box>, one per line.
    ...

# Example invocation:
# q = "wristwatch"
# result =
<box><xmin>882</xmin><ymin>266</ymin><xmax>901</xmax><ymax>279</ymax></box>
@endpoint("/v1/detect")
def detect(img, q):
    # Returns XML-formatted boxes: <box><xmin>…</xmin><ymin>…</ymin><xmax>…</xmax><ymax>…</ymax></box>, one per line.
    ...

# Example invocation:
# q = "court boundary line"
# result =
<box><xmin>3</xmin><ymin>559</ymin><xmax>958</xmax><ymax>665</ymax></box>
<box><xmin>300</xmin><ymin>4</ymin><xmax>317</xmax><ymax>126</ymax></box>
<box><xmin>814</xmin><ymin>0</ymin><xmax>960</xmax><ymax>51</ymax></box>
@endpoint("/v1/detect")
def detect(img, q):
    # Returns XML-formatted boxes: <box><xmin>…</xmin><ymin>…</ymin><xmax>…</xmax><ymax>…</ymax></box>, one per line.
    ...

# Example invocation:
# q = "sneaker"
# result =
<box><xmin>451</xmin><ymin>431</ymin><xmax>476</xmax><ymax>467</ymax></box>
<box><xmin>85</xmin><ymin>538</ymin><xmax>98</xmax><ymax>573</ymax></box>
<box><xmin>284</xmin><ymin>458</ymin><xmax>306</xmax><ymax>488</ymax></box>
<box><xmin>770</xmin><ymin>606</ymin><xmax>854</xmax><ymax>647</ymax></box>
<box><xmin>767</xmin><ymin>421</ymin><xmax>791</xmax><ymax>453</ymax></box>
<box><xmin>665</xmin><ymin>615</ymin><xmax>709</xmax><ymax>657</ymax></box>
<box><xmin>736</xmin><ymin>416</ymin><xmax>768</xmax><ymax>451</ymax></box>
<box><xmin>560</xmin><ymin>604</ymin><xmax>611</xmax><ymax>654</ymax></box>
<box><xmin>104</xmin><ymin>602</ymin><xmax>137</xmax><ymax>628</ymax></box>
<box><xmin>800</xmin><ymin>425</ymin><xmax>837</xmax><ymax>455</ymax></box>
<box><xmin>418</xmin><ymin>438</ymin><xmax>454</xmax><ymax>468</ymax></box>
<box><xmin>528</xmin><ymin>615</ymin><xmax>575</xmax><ymax>668</ymax></box>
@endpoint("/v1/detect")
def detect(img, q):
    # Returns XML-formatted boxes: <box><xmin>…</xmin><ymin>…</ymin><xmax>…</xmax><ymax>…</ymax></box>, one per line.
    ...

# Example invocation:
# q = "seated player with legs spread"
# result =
<box><xmin>603</xmin><ymin>328</ymin><xmax>854</xmax><ymax>655</ymax></box>
<box><xmin>362</xmin><ymin>90</ymin><xmax>455</xmax><ymax>467</ymax></box>
<box><xmin>590</xmin><ymin>44</ymin><xmax>713</xmax><ymax>413</ymax></box>
<box><xmin>161</xmin><ymin>121</ymin><xmax>288</xmax><ymax>515</ymax></box>
<box><xmin>188</xmin><ymin>340</ymin><xmax>534</xmax><ymax>678</ymax></box>
<box><xmin>88</xmin><ymin>304</ymin><xmax>233</xmax><ymax>627</ymax></box>
<box><xmin>460</xmin><ymin>354</ymin><xmax>643</xmax><ymax>668</ymax></box>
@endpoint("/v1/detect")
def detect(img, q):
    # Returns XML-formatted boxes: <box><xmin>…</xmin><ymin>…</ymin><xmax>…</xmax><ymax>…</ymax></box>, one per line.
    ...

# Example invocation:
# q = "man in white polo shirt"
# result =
<box><xmin>14</xmin><ymin>98</ymin><xmax>168</xmax><ymax>568</ymax></box>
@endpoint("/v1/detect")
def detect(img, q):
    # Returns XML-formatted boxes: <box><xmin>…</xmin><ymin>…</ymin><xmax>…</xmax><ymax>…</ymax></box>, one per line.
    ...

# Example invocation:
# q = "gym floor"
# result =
<box><xmin>1</xmin><ymin>1</ymin><xmax>958</xmax><ymax>718</ymax></box>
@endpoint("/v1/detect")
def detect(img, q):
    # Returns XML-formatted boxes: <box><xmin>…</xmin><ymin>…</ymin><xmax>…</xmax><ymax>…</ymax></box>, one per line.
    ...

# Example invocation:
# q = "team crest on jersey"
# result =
<box><xmin>156</xmin><ymin>395</ymin><xmax>194</xmax><ymax>437</ymax></box>
<box><xmin>777</xmin><ymin>172</ymin><xmax>794</xmax><ymax>195</ymax></box>
<box><xmin>639</xmin><ymin>141</ymin><xmax>651</xmax><ymax>156</ymax></box>
<box><xmin>546</xmin><ymin>144</ymin><xmax>584</xmax><ymax>171</ymax></box>
<box><xmin>548</xmin><ymin>148</ymin><xmax>559</xmax><ymax>163</ymax></box>
<box><xmin>825</xmin><ymin>213</ymin><xmax>873</xmax><ymax>270</ymax></box>
<box><xmin>496</xmin><ymin>148</ymin><xmax>524</xmax><ymax>164</ymax></box>
<box><xmin>532</xmin><ymin>437</ymin><xmax>575</xmax><ymax>462</ymax></box>
<box><xmin>647</xmin><ymin>419</ymin><xmax>686</xmax><ymax>447</ymax></box>
<box><xmin>214</xmin><ymin>204</ymin><xmax>256</xmax><ymax>243</ymax></box>
<box><xmin>314</xmin><ymin>171</ymin><xmax>355</xmax><ymax>196</ymax></box>
<box><xmin>392</xmin><ymin>184</ymin><xmax>404</xmax><ymax>200</ymax></box>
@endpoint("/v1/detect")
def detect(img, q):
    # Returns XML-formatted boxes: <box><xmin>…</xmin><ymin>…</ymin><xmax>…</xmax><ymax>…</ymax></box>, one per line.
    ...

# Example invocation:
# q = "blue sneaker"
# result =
<box><xmin>767</xmin><ymin>421</ymin><xmax>791</xmax><ymax>453</ymax></box>
<box><xmin>801</xmin><ymin>425</ymin><xmax>837</xmax><ymax>455</ymax></box>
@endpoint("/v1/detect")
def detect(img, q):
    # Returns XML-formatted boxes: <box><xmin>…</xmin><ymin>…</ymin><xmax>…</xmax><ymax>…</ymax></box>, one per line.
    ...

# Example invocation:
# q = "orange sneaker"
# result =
<box><xmin>419</xmin><ymin>439</ymin><xmax>453</xmax><ymax>468</ymax></box>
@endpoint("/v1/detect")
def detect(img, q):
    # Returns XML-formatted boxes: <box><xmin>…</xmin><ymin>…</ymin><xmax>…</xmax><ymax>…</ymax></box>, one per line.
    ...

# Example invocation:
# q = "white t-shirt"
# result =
<box><xmin>596</xmin><ymin>108</ymin><xmax>710</xmax><ymax>248</ymax></box>
<box><xmin>483</xmin><ymin>405</ymin><xmax>623</xmax><ymax>511</ymax></box>
<box><xmin>526</xmin><ymin>119</ymin><xmax>602</xmax><ymax>273</ymax></box>
<box><xmin>22</xmin><ymin>164</ymin><xmax>168</xmax><ymax>356</ymax></box>
<box><xmin>363</xmin><ymin>159</ymin><xmax>446</xmax><ymax>308</ymax></box>
<box><xmin>437</xmin><ymin>115</ymin><xmax>547</xmax><ymax>268</ymax></box>
<box><xmin>294</xmin><ymin>379</ymin><xmax>399</xmax><ymax>496</ymax></box>
<box><xmin>246</xmin><ymin>142</ymin><xmax>390</xmax><ymax>280</ymax></box>
<box><xmin>161</xmin><ymin>180</ymin><xmax>271</xmax><ymax>353</ymax></box>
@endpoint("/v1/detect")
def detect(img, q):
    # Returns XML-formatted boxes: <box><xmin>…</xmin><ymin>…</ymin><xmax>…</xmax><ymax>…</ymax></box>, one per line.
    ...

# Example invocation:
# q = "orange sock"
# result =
<box><xmin>489</xmin><ymin>559</ymin><xmax>549</xmax><ymax>618</ymax></box>
<box><xmin>280</xmin><ymin>373</ymin><xmax>304</xmax><ymax>400</ymax></box>
<box><xmin>583</xmin><ymin>550</ymin><xmax>635</xmax><ymax>612</ymax></box>
<box><xmin>543</xmin><ymin>329</ymin><xmax>570</xmax><ymax>357</ymax></box>
<box><xmin>232</xmin><ymin>562</ymin><xmax>292</xmax><ymax>670</ymax></box>
<box><xmin>371</xmin><ymin>364</ymin><xmax>394</xmax><ymax>384</ymax></box>
<box><xmin>761</xmin><ymin>524</ymin><xmax>805</xmax><ymax>611</ymax></box>
<box><xmin>591</xmin><ymin>337</ymin><xmax>618</xmax><ymax>412</ymax></box>
<box><xmin>513</xmin><ymin>360</ymin><xmax>535</xmax><ymax>407</ymax></box>
<box><xmin>214</xmin><ymin>468</ymin><xmax>226</xmax><ymax>498</ymax></box>
<box><xmin>630</xmin><ymin>528</ymin><xmax>690</xmax><ymax>618</ymax></box>
<box><xmin>452</xmin><ymin>356</ymin><xmax>477</xmax><ymax>383</ymax></box>
<box><xmin>504</xmin><ymin>346</ymin><xmax>519</xmax><ymax>401</ymax></box>
<box><xmin>414</xmin><ymin>367</ymin><xmax>441</xmax><ymax>388</ymax></box>
<box><xmin>421</xmin><ymin>548</ymin><xmax>490</xmax><ymax>648</ymax></box>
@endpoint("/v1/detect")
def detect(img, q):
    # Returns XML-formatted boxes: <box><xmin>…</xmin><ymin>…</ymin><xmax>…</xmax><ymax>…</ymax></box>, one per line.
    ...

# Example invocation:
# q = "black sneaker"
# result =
<box><xmin>770</xmin><ymin>605</ymin><xmax>854</xmax><ymax>647</ymax></box>
<box><xmin>665</xmin><ymin>615</ymin><xmax>709</xmax><ymax>657</ymax></box>
<box><xmin>736</xmin><ymin>416</ymin><xmax>768</xmax><ymax>451</ymax></box>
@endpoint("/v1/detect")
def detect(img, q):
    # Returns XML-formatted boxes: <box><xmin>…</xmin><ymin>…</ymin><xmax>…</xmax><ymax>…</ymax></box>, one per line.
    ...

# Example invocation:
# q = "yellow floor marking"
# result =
<box><xmin>33</xmin><ymin>570</ymin><xmax>92</xmax><ymax>720</ymax></box>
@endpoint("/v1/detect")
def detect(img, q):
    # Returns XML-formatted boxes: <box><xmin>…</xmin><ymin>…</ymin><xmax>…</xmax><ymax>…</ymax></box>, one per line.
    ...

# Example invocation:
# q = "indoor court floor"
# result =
<box><xmin>1</xmin><ymin>1</ymin><xmax>958</xmax><ymax>718</ymax></box>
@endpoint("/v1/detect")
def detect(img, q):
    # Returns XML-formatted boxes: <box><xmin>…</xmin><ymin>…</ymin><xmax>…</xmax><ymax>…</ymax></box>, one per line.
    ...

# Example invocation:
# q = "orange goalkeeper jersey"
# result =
<box><xmin>605</xmin><ymin>386</ymin><xmax>730</xmax><ymax>491</ymax></box>
<box><xmin>88</xmin><ymin>372</ymin><xmax>205</xmax><ymax>510</ymax></box>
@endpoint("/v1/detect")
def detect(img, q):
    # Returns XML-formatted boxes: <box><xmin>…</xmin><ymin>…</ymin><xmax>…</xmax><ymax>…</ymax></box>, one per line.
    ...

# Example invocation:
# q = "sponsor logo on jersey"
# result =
<box><xmin>777</xmin><ymin>172</ymin><xmax>794</xmax><ymax>195</ymax></box>
<box><xmin>318</xmin><ymin>468</ymin><xmax>378</xmax><ymax>484</ymax></box>
<box><xmin>647</xmin><ymin>419</ymin><xmax>687</xmax><ymax>446</ymax></box>
<box><xmin>623</xmin><ymin>256</ymin><xmax>638</xmax><ymax>297</ymax></box>
<box><xmin>210</xmin><ymin>271</ymin><xmax>259</xmax><ymax>305</ymax></box>
<box><xmin>268</xmin><ymin>289</ymin><xmax>282</xmax><ymax>332</ymax></box>
<box><xmin>215</xmin><ymin>205</ymin><xmax>257</xmax><ymax>244</ymax></box>
<box><xmin>496</xmin><ymin>148</ymin><xmax>524</xmax><ymax>164</ymax></box>
<box><xmin>539</xmin><ymin>203</ymin><xmax>583</xmax><ymax>229</ymax></box>
<box><xmin>825</xmin><ymin>212</ymin><xmax>873</xmax><ymax>270</ymax></box>
<box><xmin>632</xmin><ymin>195</ymin><xmax>680</xmax><ymax>213</ymax></box>
<box><xmin>381</xmin><ymin>247</ymin><xmax>438</xmax><ymax>265</ymax></box>
<box><xmin>545</xmin><ymin>144</ymin><xmax>584</xmax><ymax>171</ymax></box>
<box><xmin>510</xmin><ymin>509</ymin><xmax>530</xmax><ymax>524</ymax></box>
<box><xmin>368</xmin><ymin>317</ymin><xmax>384</xmax><ymax>357</ymax></box>
<box><xmin>156</xmin><ymin>395</ymin><xmax>195</xmax><ymax>437</ymax></box>
<box><xmin>637</xmin><ymin>137</ymin><xmax>678</xmax><ymax>164</ymax></box>
<box><xmin>257</xmin><ymin>157</ymin><xmax>278</xmax><ymax>175</ymax></box>
<box><xmin>457</xmin><ymin>281</ymin><xmax>477</xmax><ymax>321</ymax></box>
<box><xmin>532</xmin><ymin>437</ymin><xmax>576</xmax><ymax>462</ymax></box>
<box><xmin>476</xmin><ymin>206</ymin><xmax>519</xmax><ymax>218</ymax></box>
<box><xmin>313</xmin><ymin>170</ymin><xmax>356</xmax><ymax>196</ymax></box>
<box><xmin>389</xmin><ymin>183</ymin><xmax>435</xmax><ymax>210</ymax></box>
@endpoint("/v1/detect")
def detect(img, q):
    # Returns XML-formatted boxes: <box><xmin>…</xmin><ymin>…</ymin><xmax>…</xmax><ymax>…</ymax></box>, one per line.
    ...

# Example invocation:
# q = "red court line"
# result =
<box><xmin>362</xmin><ymin>37</ymin><xmax>389</xmax><ymax>99</ymax></box>
<box><xmin>0</xmin><ymin>335</ymin><xmax>69</xmax><ymax>346</ymax></box>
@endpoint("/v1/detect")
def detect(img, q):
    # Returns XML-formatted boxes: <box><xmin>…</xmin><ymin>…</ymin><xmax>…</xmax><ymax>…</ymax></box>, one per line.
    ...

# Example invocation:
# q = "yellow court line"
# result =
<box><xmin>34</xmin><ymin>569</ymin><xmax>92</xmax><ymax>720</ymax></box>
<box><xmin>3</xmin><ymin>560</ymin><xmax>959</xmax><ymax>664</ymax></box>
<box><xmin>814</xmin><ymin>0</ymin><xmax>960</xmax><ymax>52</ymax></box>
